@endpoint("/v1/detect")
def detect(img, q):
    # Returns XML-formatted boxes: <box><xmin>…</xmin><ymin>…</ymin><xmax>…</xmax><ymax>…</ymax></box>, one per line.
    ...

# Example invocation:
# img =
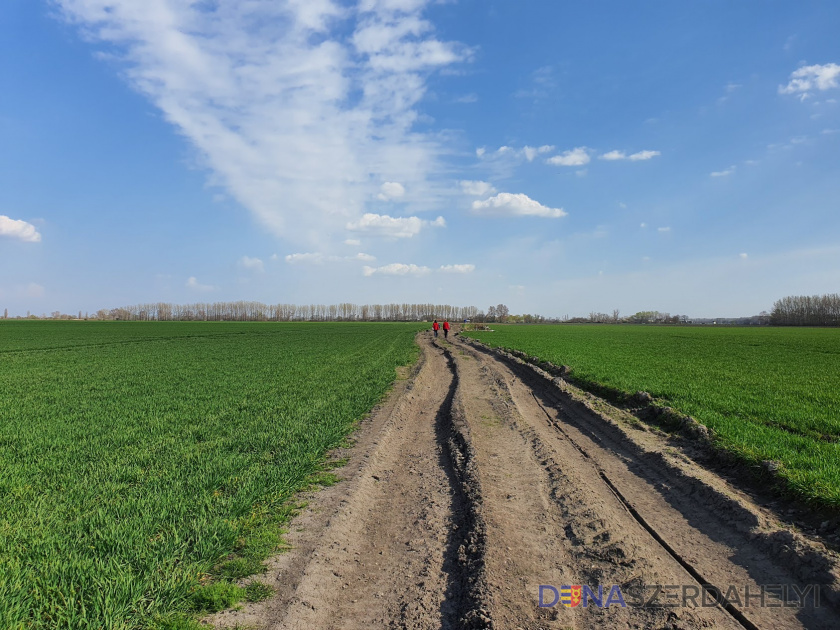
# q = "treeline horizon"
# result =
<box><xmin>770</xmin><ymin>294</ymin><xmax>840</xmax><ymax>326</ymax></box>
<box><xmin>4</xmin><ymin>295</ymin><xmax>839</xmax><ymax>326</ymax></box>
<box><xmin>64</xmin><ymin>302</ymin><xmax>492</xmax><ymax>323</ymax></box>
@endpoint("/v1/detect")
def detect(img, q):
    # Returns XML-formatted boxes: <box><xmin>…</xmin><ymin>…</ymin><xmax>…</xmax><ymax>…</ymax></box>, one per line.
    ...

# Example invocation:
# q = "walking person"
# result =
<box><xmin>432</xmin><ymin>320</ymin><xmax>440</xmax><ymax>338</ymax></box>
<box><xmin>443</xmin><ymin>320</ymin><xmax>450</xmax><ymax>339</ymax></box>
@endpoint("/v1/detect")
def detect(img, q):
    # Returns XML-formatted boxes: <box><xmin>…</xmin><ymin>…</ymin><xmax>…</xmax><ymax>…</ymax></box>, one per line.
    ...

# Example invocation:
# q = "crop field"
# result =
<box><xmin>0</xmin><ymin>321</ymin><xmax>421</xmax><ymax>629</ymax></box>
<box><xmin>462</xmin><ymin>325</ymin><xmax>840</xmax><ymax>509</ymax></box>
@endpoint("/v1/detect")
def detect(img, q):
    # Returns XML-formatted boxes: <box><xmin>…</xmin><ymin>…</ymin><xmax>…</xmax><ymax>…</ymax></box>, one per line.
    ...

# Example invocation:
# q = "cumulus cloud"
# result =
<box><xmin>238</xmin><ymin>256</ymin><xmax>264</xmax><ymax>272</ymax></box>
<box><xmin>471</xmin><ymin>193</ymin><xmax>566</xmax><ymax>218</ymax></box>
<box><xmin>439</xmin><ymin>264</ymin><xmax>475</xmax><ymax>273</ymax></box>
<box><xmin>186</xmin><ymin>276</ymin><xmax>215</xmax><ymax>292</ymax></box>
<box><xmin>363</xmin><ymin>263</ymin><xmax>431</xmax><ymax>276</ymax></box>
<box><xmin>459</xmin><ymin>180</ymin><xmax>496</xmax><ymax>196</ymax></box>
<box><xmin>779</xmin><ymin>63</ymin><xmax>840</xmax><ymax>95</ymax></box>
<box><xmin>54</xmin><ymin>1</ymin><xmax>469</xmax><ymax>245</ymax></box>
<box><xmin>600</xmin><ymin>149</ymin><xmax>661</xmax><ymax>161</ymax></box>
<box><xmin>0</xmin><ymin>215</ymin><xmax>42</xmax><ymax>243</ymax></box>
<box><xmin>346</xmin><ymin>212</ymin><xmax>445</xmax><ymax>238</ymax></box>
<box><xmin>546</xmin><ymin>147</ymin><xmax>590</xmax><ymax>167</ymax></box>
<box><xmin>377</xmin><ymin>181</ymin><xmax>406</xmax><ymax>201</ymax></box>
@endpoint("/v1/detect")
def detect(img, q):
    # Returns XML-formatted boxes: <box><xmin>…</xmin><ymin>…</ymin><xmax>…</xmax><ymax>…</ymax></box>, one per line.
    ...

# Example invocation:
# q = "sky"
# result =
<box><xmin>1</xmin><ymin>0</ymin><xmax>839</xmax><ymax>318</ymax></box>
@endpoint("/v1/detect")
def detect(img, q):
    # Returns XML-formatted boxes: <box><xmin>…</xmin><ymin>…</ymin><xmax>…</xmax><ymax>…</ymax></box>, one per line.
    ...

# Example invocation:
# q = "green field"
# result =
<box><xmin>462</xmin><ymin>325</ymin><xmax>840</xmax><ymax>509</ymax></box>
<box><xmin>0</xmin><ymin>321</ymin><xmax>420</xmax><ymax>629</ymax></box>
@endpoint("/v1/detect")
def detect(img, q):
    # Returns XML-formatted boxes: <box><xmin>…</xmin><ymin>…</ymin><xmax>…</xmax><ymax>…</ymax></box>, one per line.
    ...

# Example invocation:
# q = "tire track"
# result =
<box><xmin>455</xmin><ymin>334</ymin><xmax>840</xmax><ymax>630</ymax></box>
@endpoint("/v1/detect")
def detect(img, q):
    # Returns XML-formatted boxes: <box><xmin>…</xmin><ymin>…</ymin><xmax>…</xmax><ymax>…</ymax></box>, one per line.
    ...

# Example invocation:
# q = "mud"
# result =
<box><xmin>206</xmin><ymin>332</ymin><xmax>840</xmax><ymax>630</ymax></box>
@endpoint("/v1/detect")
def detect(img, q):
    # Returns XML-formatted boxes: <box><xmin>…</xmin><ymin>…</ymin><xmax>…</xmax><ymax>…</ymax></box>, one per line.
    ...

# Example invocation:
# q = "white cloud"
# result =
<box><xmin>439</xmin><ymin>264</ymin><xmax>475</xmax><ymax>273</ymax></box>
<box><xmin>454</xmin><ymin>93</ymin><xmax>477</xmax><ymax>103</ymax></box>
<box><xmin>344</xmin><ymin>238</ymin><xmax>361</xmax><ymax>246</ymax></box>
<box><xmin>600</xmin><ymin>150</ymin><xmax>626</xmax><ymax>161</ymax></box>
<box><xmin>471</xmin><ymin>192</ymin><xmax>567</xmax><ymax>218</ymax></box>
<box><xmin>710</xmin><ymin>166</ymin><xmax>736</xmax><ymax>177</ymax></box>
<box><xmin>740</xmin><ymin>253</ymin><xmax>748</xmax><ymax>259</ymax></box>
<box><xmin>54</xmin><ymin>1</ymin><xmax>469</xmax><ymax>245</ymax></box>
<box><xmin>346</xmin><ymin>212</ymin><xmax>445</xmax><ymax>238</ymax></box>
<box><xmin>658</xmin><ymin>227</ymin><xmax>671</xmax><ymax>233</ymax></box>
<box><xmin>546</xmin><ymin>147</ymin><xmax>590</xmax><ymax>166</ymax></box>
<box><xmin>363</xmin><ymin>263</ymin><xmax>430</xmax><ymax>276</ymax></box>
<box><xmin>286</xmin><ymin>252</ymin><xmax>327</xmax><ymax>264</ymax></box>
<box><xmin>0</xmin><ymin>215</ymin><xmax>42</xmax><ymax>243</ymax></box>
<box><xmin>459</xmin><ymin>180</ymin><xmax>496</xmax><ymax>196</ymax></box>
<box><xmin>377</xmin><ymin>181</ymin><xmax>406</xmax><ymax>201</ymax></box>
<box><xmin>600</xmin><ymin>149</ymin><xmax>661</xmax><ymax>161</ymax></box>
<box><xmin>523</xmin><ymin>144</ymin><xmax>554</xmax><ymax>162</ymax></box>
<box><xmin>640</xmin><ymin>222</ymin><xmax>647</xmax><ymax>228</ymax></box>
<box><xmin>780</xmin><ymin>63</ymin><xmax>840</xmax><ymax>95</ymax></box>
<box><xmin>238</xmin><ymin>256</ymin><xmax>264</xmax><ymax>272</ymax></box>
<box><xmin>475</xmin><ymin>147</ymin><xmax>486</xmax><ymax>158</ymax></box>
<box><xmin>285</xmin><ymin>251</ymin><xmax>376</xmax><ymax>264</ymax></box>
<box><xmin>628</xmin><ymin>150</ymin><xmax>661</xmax><ymax>161</ymax></box>
<box><xmin>821</xmin><ymin>128</ymin><xmax>839</xmax><ymax>135</ymax></box>
<box><xmin>186</xmin><ymin>276</ymin><xmax>215</xmax><ymax>292</ymax></box>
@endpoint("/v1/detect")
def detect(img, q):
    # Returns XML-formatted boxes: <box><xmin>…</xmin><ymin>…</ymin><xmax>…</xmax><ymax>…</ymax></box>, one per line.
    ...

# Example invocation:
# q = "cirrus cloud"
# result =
<box><xmin>54</xmin><ymin>0</ymin><xmax>469</xmax><ymax>245</ymax></box>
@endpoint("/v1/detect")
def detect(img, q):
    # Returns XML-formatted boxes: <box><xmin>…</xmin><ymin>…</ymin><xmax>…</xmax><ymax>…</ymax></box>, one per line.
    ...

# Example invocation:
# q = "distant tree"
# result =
<box><xmin>496</xmin><ymin>304</ymin><xmax>509</xmax><ymax>322</ymax></box>
<box><xmin>771</xmin><ymin>294</ymin><xmax>840</xmax><ymax>326</ymax></box>
<box><xmin>612</xmin><ymin>309</ymin><xmax>620</xmax><ymax>323</ymax></box>
<box><xmin>486</xmin><ymin>305</ymin><xmax>497</xmax><ymax>322</ymax></box>
<box><xmin>3</xmin><ymin>308</ymin><xmax>7</xmax><ymax>319</ymax></box>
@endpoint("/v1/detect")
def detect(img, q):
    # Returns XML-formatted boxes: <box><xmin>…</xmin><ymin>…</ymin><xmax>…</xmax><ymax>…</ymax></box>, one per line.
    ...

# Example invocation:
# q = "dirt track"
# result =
<box><xmin>208</xmin><ymin>331</ymin><xmax>840</xmax><ymax>629</ymax></box>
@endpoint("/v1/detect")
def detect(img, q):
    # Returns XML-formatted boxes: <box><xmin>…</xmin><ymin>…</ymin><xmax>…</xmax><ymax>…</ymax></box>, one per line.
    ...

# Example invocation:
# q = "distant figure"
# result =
<box><xmin>432</xmin><ymin>320</ymin><xmax>440</xmax><ymax>338</ymax></box>
<box><xmin>443</xmin><ymin>320</ymin><xmax>451</xmax><ymax>339</ymax></box>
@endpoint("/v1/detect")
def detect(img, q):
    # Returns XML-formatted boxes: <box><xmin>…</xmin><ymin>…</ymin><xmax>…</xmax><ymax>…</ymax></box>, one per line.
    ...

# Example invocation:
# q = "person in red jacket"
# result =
<box><xmin>432</xmin><ymin>320</ymin><xmax>440</xmax><ymax>337</ymax></box>
<box><xmin>443</xmin><ymin>320</ymin><xmax>451</xmax><ymax>339</ymax></box>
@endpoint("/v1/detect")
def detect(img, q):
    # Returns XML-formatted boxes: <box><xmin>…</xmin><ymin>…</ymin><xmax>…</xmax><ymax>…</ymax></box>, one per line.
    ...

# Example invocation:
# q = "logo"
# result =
<box><xmin>539</xmin><ymin>583</ymin><xmax>821</xmax><ymax>609</ymax></box>
<box><xmin>539</xmin><ymin>585</ymin><xmax>627</xmax><ymax>608</ymax></box>
<box><xmin>559</xmin><ymin>585</ymin><xmax>581</xmax><ymax>608</ymax></box>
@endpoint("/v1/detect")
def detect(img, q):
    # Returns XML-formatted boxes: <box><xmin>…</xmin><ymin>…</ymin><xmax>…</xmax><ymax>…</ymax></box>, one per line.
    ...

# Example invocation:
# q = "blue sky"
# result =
<box><xmin>1</xmin><ymin>0</ymin><xmax>839</xmax><ymax>318</ymax></box>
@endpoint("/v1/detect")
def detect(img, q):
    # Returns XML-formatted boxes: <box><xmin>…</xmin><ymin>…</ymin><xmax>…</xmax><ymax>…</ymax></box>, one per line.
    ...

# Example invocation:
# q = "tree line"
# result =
<box><xmin>770</xmin><ymin>294</ymin><xmax>840</xmax><ymax>326</ymax></box>
<box><xmin>90</xmin><ymin>302</ymin><xmax>487</xmax><ymax>322</ymax></box>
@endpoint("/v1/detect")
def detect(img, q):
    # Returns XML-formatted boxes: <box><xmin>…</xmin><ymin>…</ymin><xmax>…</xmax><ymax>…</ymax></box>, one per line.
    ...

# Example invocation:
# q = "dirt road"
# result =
<box><xmin>208</xmin><ymin>332</ymin><xmax>840</xmax><ymax>629</ymax></box>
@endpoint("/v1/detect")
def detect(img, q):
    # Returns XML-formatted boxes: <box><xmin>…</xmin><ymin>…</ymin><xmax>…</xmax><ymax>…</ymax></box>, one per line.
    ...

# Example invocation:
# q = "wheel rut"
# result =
<box><xmin>207</xmin><ymin>331</ymin><xmax>840</xmax><ymax>630</ymax></box>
